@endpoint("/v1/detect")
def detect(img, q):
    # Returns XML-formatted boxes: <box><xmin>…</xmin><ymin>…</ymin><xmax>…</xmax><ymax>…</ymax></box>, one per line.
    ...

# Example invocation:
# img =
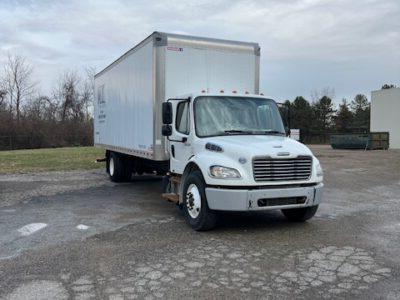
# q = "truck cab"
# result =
<box><xmin>161</xmin><ymin>93</ymin><xmax>324</xmax><ymax>230</ymax></box>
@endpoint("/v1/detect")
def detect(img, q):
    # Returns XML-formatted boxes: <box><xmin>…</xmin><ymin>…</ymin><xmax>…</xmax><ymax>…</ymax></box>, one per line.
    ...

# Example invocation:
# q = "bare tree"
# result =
<box><xmin>53</xmin><ymin>71</ymin><xmax>80</xmax><ymax>121</ymax></box>
<box><xmin>0</xmin><ymin>87</ymin><xmax>6</xmax><ymax>107</ymax></box>
<box><xmin>24</xmin><ymin>94</ymin><xmax>58</xmax><ymax>121</ymax></box>
<box><xmin>82</xmin><ymin>66</ymin><xmax>96</xmax><ymax>120</ymax></box>
<box><xmin>310</xmin><ymin>87</ymin><xmax>335</xmax><ymax>103</ymax></box>
<box><xmin>0</xmin><ymin>74</ymin><xmax>8</xmax><ymax>108</ymax></box>
<box><xmin>0</xmin><ymin>54</ymin><xmax>95</xmax><ymax>150</ymax></box>
<box><xmin>3</xmin><ymin>54</ymin><xmax>36</xmax><ymax>122</ymax></box>
<box><xmin>53</xmin><ymin>70</ymin><xmax>95</xmax><ymax>122</ymax></box>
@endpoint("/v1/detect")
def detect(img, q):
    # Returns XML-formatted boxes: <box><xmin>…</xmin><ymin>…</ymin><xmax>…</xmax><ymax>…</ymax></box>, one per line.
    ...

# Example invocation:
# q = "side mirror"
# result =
<box><xmin>162</xmin><ymin>102</ymin><xmax>173</xmax><ymax>124</ymax></box>
<box><xmin>277</xmin><ymin>102</ymin><xmax>291</xmax><ymax>131</ymax></box>
<box><xmin>162</xmin><ymin>124</ymin><xmax>172</xmax><ymax>136</ymax></box>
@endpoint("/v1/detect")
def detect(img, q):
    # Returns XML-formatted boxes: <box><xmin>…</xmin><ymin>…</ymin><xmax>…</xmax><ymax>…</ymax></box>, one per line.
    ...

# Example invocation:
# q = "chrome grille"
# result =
<box><xmin>252</xmin><ymin>156</ymin><xmax>312</xmax><ymax>182</ymax></box>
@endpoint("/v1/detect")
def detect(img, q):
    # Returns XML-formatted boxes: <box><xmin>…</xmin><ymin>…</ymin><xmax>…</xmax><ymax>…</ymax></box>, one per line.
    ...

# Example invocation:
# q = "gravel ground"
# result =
<box><xmin>0</xmin><ymin>145</ymin><xmax>399</xmax><ymax>299</ymax></box>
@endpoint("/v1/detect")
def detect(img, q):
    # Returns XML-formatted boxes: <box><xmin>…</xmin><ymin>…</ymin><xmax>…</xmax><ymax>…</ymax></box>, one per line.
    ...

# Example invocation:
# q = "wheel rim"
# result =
<box><xmin>109</xmin><ymin>157</ymin><xmax>115</xmax><ymax>176</ymax></box>
<box><xmin>186</xmin><ymin>184</ymin><xmax>201</xmax><ymax>219</ymax></box>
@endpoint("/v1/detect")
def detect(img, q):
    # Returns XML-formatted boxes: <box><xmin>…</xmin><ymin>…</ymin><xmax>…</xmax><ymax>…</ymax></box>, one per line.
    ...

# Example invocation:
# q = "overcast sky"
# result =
<box><xmin>1</xmin><ymin>0</ymin><xmax>399</xmax><ymax>103</ymax></box>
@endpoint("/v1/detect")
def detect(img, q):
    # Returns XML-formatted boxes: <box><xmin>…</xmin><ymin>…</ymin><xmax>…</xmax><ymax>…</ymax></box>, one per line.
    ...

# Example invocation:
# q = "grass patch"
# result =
<box><xmin>0</xmin><ymin>147</ymin><xmax>105</xmax><ymax>174</ymax></box>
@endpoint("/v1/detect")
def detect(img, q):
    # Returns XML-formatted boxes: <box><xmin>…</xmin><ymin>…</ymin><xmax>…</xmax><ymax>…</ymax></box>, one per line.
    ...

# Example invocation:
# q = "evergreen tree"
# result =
<box><xmin>350</xmin><ymin>94</ymin><xmax>370</xmax><ymax>130</ymax></box>
<box><xmin>381</xmin><ymin>84</ymin><xmax>396</xmax><ymax>89</ymax></box>
<box><xmin>291</xmin><ymin>96</ymin><xmax>313</xmax><ymax>138</ymax></box>
<box><xmin>312</xmin><ymin>96</ymin><xmax>335</xmax><ymax>132</ymax></box>
<box><xmin>334</xmin><ymin>99</ymin><xmax>353</xmax><ymax>132</ymax></box>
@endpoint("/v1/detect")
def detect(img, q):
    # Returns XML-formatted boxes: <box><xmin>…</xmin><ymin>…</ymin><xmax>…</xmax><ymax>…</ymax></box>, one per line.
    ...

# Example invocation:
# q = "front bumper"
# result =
<box><xmin>205</xmin><ymin>183</ymin><xmax>323</xmax><ymax>211</ymax></box>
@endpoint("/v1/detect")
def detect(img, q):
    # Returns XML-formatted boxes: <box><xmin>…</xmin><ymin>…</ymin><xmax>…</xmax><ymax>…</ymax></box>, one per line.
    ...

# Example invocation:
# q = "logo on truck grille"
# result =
<box><xmin>277</xmin><ymin>152</ymin><xmax>290</xmax><ymax>156</ymax></box>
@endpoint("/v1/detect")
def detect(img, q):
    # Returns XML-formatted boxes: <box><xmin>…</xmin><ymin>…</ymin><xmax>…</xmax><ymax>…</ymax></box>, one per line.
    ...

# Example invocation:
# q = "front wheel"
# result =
<box><xmin>281</xmin><ymin>205</ymin><xmax>319</xmax><ymax>222</ymax></box>
<box><xmin>182</xmin><ymin>170</ymin><xmax>217</xmax><ymax>231</ymax></box>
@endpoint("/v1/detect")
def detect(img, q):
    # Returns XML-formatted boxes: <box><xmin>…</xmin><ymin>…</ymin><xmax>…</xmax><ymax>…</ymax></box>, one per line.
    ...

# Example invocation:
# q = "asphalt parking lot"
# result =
<box><xmin>0</xmin><ymin>145</ymin><xmax>399</xmax><ymax>299</ymax></box>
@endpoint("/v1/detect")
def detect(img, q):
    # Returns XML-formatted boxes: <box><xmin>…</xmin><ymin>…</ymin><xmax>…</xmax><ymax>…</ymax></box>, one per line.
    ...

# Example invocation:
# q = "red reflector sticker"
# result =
<box><xmin>167</xmin><ymin>46</ymin><xmax>183</xmax><ymax>52</ymax></box>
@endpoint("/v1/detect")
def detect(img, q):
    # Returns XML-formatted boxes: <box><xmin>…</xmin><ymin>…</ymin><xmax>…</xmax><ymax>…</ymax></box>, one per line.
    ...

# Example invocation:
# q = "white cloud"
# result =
<box><xmin>0</xmin><ymin>0</ymin><xmax>399</xmax><ymax>102</ymax></box>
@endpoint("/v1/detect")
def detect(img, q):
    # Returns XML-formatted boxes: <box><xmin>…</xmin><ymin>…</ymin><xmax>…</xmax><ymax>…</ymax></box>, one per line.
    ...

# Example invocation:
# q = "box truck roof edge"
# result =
<box><xmin>95</xmin><ymin>31</ymin><xmax>260</xmax><ymax>79</ymax></box>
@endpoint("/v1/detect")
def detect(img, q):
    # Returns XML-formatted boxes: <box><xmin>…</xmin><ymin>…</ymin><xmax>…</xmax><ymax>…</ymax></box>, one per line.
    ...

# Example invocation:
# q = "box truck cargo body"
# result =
<box><xmin>94</xmin><ymin>32</ymin><xmax>260</xmax><ymax>161</ymax></box>
<box><xmin>94</xmin><ymin>32</ymin><xmax>324</xmax><ymax>230</ymax></box>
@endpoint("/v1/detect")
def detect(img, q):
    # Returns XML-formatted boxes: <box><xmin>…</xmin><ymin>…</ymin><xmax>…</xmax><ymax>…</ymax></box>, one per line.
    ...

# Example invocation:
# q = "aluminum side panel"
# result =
<box><xmin>94</xmin><ymin>41</ymin><xmax>154</xmax><ymax>159</ymax></box>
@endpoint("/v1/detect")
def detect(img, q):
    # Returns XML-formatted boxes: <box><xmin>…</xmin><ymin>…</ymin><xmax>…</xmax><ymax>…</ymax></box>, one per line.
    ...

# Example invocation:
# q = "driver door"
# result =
<box><xmin>169</xmin><ymin>100</ymin><xmax>193</xmax><ymax>174</ymax></box>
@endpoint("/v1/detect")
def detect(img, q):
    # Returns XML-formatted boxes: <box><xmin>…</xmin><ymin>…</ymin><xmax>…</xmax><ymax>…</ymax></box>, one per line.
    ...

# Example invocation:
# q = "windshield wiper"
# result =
<box><xmin>224</xmin><ymin>130</ymin><xmax>253</xmax><ymax>135</ymax></box>
<box><xmin>262</xmin><ymin>130</ymin><xmax>285</xmax><ymax>136</ymax></box>
<box><xmin>223</xmin><ymin>130</ymin><xmax>285</xmax><ymax>136</ymax></box>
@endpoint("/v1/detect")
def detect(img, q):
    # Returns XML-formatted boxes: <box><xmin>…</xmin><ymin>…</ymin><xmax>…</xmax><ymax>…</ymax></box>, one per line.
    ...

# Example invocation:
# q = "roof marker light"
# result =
<box><xmin>220</xmin><ymin>90</ymin><xmax>224</xmax><ymax>93</ymax></box>
<box><xmin>245</xmin><ymin>91</ymin><xmax>249</xmax><ymax>94</ymax></box>
<box><xmin>201</xmin><ymin>90</ymin><xmax>206</xmax><ymax>93</ymax></box>
<box><xmin>260</xmin><ymin>93</ymin><xmax>264</xmax><ymax>96</ymax></box>
<box><xmin>232</xmin><ymin>90</ymin><xmax>237</xmax><ymax>94</ymax></box>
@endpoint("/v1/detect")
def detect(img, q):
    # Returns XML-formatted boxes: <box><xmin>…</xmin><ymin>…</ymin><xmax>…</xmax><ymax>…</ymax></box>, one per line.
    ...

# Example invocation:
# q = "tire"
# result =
<box><xmin>182</xmin><ymin>170</ymin><xmax>217</xmax><ymax>231</ymax></box>
<box><xmin>281</xmin><ymin>205</ymin><xmax>319</xmax><ymax>222</ymax></box>
<box><xmin>123</xmin><ymin>158</ymin><xmax>133</xmax><ymax>181</ymax></box>
<box><xmin>109</xmin><ymin>152</ymin><xmax>131</xmax><ymax>182</ymax></box>
<box><xmin>106</xmin><ymin>151</ymin><xmax>110</xmax><ymax>174</ymax></box>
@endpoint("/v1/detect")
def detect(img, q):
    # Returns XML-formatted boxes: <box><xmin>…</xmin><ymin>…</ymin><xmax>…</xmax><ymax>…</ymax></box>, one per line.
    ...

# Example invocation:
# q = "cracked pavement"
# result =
<box><xmin>0</xmin><ymin>145</ymin><xmax>399</xmax><ymax>299</ymax></box>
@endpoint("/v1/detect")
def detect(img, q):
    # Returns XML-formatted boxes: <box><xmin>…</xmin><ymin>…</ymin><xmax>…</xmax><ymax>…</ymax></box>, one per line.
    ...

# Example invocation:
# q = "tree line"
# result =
<box><xmin>0</xmin><ymin>54</ymin><xmax>395</xmax><ymax>150</ymax></box>
<box><xmin>0</xmin><ymin>54</ymin><xmax>94</xmax><ymax>150</ymax></box>
<box><xmin>280</xmin><ymin>88</ymin><xmax>372</xmax><ymax>143</ymax></box>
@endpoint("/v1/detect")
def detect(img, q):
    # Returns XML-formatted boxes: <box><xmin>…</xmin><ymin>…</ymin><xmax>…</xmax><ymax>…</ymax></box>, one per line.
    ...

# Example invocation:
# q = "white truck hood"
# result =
<box><xmin>203</xmin><ymin>135</ymin><xmax>313</xmax><ymax>159</ymax></box>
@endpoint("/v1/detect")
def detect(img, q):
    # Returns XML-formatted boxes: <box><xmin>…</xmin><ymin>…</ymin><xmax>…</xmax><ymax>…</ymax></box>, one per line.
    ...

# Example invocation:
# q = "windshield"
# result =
<box><xmin>194</xmin><ymin>96</ymin><xmax>285</xmax><ymax>137</ymax></box>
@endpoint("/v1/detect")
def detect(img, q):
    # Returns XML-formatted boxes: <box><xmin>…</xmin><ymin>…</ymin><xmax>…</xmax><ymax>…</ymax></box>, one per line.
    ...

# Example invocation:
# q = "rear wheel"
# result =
<box><xmin>182</xmin><ymin>170</ymin><xmax>217</xmax><ymax>231</ymax></box>
<box><xmin>108</xmin><ymin>152</ymin><xmax>131</xmax><ymax>182</ymax></box>
<box><xmin>281</xmin><ymin>205</ymin><xmax>319</xmax><ymax>222</ymax></box>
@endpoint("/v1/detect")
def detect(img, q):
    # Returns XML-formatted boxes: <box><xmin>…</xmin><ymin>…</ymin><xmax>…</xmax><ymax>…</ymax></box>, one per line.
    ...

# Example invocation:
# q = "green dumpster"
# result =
<box><xmin>330</xmin><ymin>134</ymin><xmax>369</xmax><ymax>149</ymax></box>
<box><xmin>330</xmin><ymin>132</ymin><xmax>389</xmax><ymax>150</ymax></box>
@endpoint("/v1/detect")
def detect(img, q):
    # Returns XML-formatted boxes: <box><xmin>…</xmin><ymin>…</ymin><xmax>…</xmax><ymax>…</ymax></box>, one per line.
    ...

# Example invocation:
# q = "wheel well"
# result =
<box><xmin>183</xmin><ymin>162</ymin><xmax>201</xmax><ymax>175</ymax></box>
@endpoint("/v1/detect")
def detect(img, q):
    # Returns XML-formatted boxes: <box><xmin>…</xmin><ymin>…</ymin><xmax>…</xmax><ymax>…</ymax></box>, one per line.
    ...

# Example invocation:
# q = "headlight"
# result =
<box><xmin>316</xmin><ymin>162</ymin><xmax>323</xmax><ymax>180</ymax></box>
<box><xmin>209</xmin><ymin>165</ymin><xmax>241</xmax><ymax>179</ymax></box>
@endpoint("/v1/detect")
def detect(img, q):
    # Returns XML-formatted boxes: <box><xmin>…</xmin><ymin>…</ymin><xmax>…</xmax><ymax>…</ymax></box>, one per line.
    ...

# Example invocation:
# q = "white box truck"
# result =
<box><xmin>94</xmin><ymin>32</ymin><xmax>324</xmax><ymax>230</ymax></box>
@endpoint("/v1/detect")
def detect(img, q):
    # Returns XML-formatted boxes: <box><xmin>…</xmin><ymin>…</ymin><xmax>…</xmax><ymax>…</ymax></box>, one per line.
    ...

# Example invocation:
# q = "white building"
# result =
<box><xmin>371</xmin><ymin>87</ymin><xmax>400</xmax><ymax>149</ymax></box>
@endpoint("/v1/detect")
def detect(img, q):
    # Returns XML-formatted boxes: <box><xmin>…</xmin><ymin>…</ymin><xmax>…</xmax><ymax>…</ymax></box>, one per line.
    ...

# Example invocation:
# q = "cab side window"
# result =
<box><xmin>176</xmin><ymin>102</ymin><xmax>190</xmax><ymax>134</ymax></box>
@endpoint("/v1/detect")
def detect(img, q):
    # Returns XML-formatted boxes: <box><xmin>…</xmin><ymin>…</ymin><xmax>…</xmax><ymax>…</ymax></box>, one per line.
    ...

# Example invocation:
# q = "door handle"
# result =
<box><xmin>171</xmin><ymin>145</ymin><xmax>175</xmax><ymax>158</ymax></box>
